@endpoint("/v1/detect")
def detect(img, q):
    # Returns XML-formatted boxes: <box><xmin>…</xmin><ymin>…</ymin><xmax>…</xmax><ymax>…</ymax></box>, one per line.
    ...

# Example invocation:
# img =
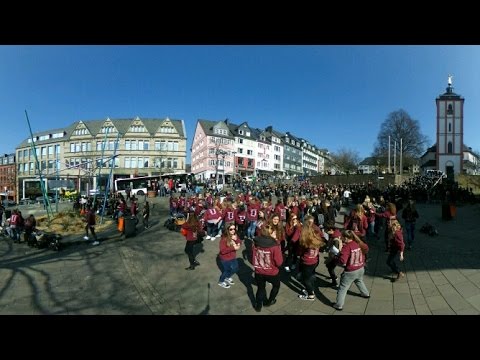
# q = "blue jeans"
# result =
<box><xmin>335</xmin><ymin>267</ymin><xmax>369</xmax><ymax>308</ymax></box>
<box><xmin>405</xmin><ymin>222</ymin><xmax>415</xmax><ymax>246</ymax></box>
<box><xmin>207</xmin><ymin>222</ymin><xmax>219</xmax><ymax>238</ymax></box>
<box><xmin>247</xmin><ymin>220</ymin><xmax>257</xmax><ymax>239</ymax></box>
<box><xmin>219</xmin><ymin>258</ymin><xmax>239</xmax><ymax>283</ymax></box>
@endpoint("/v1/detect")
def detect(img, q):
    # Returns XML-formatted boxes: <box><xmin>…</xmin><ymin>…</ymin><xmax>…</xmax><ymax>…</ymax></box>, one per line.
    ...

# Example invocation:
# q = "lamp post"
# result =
<box><xmin>215</xmin><ymin>149</ymin><xmax>227</xmax><ymax>191</ymax></box>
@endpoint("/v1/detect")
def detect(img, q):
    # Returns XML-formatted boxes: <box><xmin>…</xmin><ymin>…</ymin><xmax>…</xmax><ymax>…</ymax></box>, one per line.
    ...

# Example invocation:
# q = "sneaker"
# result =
<box><xmin>298</xmin><ymin>294</ymin><xmax>315</xmax><ymax>301</ymax></box>
<box><xmin>185</xmin><ymin>265</ymin><xmax>195</xmax><ymax>270</ymax></box>
<box><xmin>360</xmin><ymin>294</ymin><xmax>370</xmax><ymax>299</ymax></box>
<box><xmin>193</xmin><ymin>260</ymin><xmax>200</xmax><ymax>266</ymax></box>
<box><xmin>264</xmin><ymin>299</ymin><xmax>276</xmax><ymax>307</ymax></box>
<box><xmin>225</xmin><ymin>277</ymin><xmax>235</xmax><ymax>285</ymax></box>
<box><xmin>205</xmin><ymin>235</ymin><xmax>211</xmax><ymax>240</ymax></box>
<box><xmin>218</xmin><ymin>281</ymin><xmax>231</xmax><ymax>289</ymax></box>
<box><xmin>332</xmin><ymin>303</ymin><xmax>343</xmax><ymax>311</ymax></box>
<box><xmin>215</xmin><ymin>234</ymin><xmax>221</xmax><ymax>238</ymax></box>
<box><xmin>92</xmin><ymin>241</ymin><xmax>100</xmax><ymax>246</ymax></box>
<box><xmin>397</xmin><ymin>272</ymin><xmax>405</xmax><ymax>280</ymax></box>
<box><xmin>83</xmin><ymin>236</ymin><xmax>89</xmax><ymax>240</ymax></box>
<box><xmin>284</xmin><ymin>266</ymin><xmax>291</xmax><ymax>273</ymax></box>
<box><xmin>301</xmin><ymin>289</ymin><xmax>309</xmax><ymax>296</ymax></box>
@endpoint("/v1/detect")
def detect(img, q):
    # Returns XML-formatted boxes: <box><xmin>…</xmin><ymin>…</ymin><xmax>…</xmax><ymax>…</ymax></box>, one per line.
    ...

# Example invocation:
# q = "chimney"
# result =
<box><xmin>265</xmin><ymin>126</ymin><xmax>272</xmax><ymax>132</ymax></box>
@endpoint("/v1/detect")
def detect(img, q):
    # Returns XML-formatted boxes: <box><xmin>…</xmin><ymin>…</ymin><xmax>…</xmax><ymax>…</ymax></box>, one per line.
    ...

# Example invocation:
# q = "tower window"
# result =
<box><xmin>448</xmin><ymin>123</ymin><xmax>452</xmax><ymax>132</ymax></box>
<box><xmin>448</xmin><ymin>141</ymin><xmax>453</xmax><ymax>154</ymax></box>
<box><xmin>447</xmin><ymin>104</ymin><xmax>453</xmax><ymax>114</ymax></box>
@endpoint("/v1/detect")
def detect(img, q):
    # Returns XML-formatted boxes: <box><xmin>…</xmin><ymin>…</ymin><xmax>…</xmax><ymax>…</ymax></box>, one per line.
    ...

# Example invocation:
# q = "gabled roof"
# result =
<box><xmin>17</xmin><ymin>117</ymin><xmax>185</xmax><ymax>149</ymax></box>
<box><xmin>197</xmin><ymin>119</ymin><xmax>233</xmax><ymax>138</ymax></box>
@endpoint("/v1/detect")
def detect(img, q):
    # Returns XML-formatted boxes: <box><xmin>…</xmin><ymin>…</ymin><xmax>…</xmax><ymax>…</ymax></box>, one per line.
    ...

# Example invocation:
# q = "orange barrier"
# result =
<box><xmin>450</xmin><ymin>205</ymin><xmax>456</xmax><ymax>218</ymax></box>
<box><xmin>118</xmin><ymin>217</ymin><xmax>124</xmax><ymax>232</ymax></box>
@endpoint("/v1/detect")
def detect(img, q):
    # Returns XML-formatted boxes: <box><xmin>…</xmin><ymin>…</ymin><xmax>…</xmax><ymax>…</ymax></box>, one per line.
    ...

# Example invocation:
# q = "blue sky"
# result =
<box><xmin>1</xmin><ymin>45</ymin><xmax>480</xmax><ymax>161</ymax></box>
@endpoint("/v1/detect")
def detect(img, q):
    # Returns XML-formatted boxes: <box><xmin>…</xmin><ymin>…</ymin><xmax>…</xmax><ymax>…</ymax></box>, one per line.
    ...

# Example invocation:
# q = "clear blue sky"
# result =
<box><xmin>1</xmin><ymin>45</ymin><xmax>480</xmax><ymax>161</ymax></box>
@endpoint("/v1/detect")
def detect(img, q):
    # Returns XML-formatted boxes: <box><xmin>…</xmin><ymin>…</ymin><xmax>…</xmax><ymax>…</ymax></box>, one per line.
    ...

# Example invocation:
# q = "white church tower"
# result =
<box><xmin>436</xmin><ymin>75</ymin><xmax>464</xmax><ymax>177</ymax></box>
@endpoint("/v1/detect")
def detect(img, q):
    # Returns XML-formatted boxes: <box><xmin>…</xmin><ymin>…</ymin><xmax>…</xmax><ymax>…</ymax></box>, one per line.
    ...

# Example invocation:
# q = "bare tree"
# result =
<box><xmin>330</xmin><ymin>148</ymin><xmax>360</xmax><ymax>174</ymax></box>
<box><xmin>373</xmin><ymin>109</ymin><xmax>429</xmax><ymax>170</ymax></box>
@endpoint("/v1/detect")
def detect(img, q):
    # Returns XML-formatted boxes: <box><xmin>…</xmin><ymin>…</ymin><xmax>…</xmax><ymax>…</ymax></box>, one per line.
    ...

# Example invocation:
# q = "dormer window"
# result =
<box><xmin>215</xmin><ymin>128</ymin><xmax>227</xmax><ymax>136</ymax></box>
<box><xmin>239</xmin><ymin>130</ymin><xmax>244</xmax><ymax>135</ymax></box>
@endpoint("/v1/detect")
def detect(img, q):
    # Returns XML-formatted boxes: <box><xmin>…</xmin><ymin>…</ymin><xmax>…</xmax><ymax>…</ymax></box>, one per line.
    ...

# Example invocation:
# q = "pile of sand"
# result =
<box><xmin>35</xmin><ymin>211</ymin><xmax>114</xmax><ymax>235</ymax></box>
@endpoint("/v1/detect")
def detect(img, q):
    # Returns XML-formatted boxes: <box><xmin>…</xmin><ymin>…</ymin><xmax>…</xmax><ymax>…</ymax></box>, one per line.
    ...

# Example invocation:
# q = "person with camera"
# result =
<box><xmin>285</xmin><ymin>213</ymin><xmax>302</xmax><ymax>273</ymax></box>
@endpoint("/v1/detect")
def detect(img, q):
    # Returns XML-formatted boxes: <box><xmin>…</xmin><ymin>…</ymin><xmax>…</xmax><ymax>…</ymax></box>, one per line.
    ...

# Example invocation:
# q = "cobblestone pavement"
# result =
<box><xmin>1</xmin><ymin>197</ymin><xmax>480</xmax><ymax>315</ymax></box>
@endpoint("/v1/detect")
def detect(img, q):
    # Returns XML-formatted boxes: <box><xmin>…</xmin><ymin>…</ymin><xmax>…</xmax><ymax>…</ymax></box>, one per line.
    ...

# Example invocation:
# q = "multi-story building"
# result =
<box><xmin>0</xmin><ymin>153</ymin><xmax>16</xmax><ymax>202</ymax></box>
<box><xmin>191</xmin><ymin>120</ymin><xmax>330</xmax><ymax>181</ymax></box>
<box><xmin>282</xmin><ymin>132</ymin><xmax>303</xmax><ymax>176</ymax></box>
<box><xmin>300</xmin><ymin>138</ymin><xmax>319</xmax><ymax>176</ymax></box>
<box><xmin>15</xmin><ymin>117</ymin><xmax>186</xmax><ymax>199</ymax></box>
<box><xmin>254</xmin><ymin>128</ymin><xmax>274</xmax><ymax>176</ymax></box>
<box><xmin>191</xmin><ymin>119</ymin><xmax>235</xmax><ymax>182</ymax></box>
<box><xmin>264</xmin><ymin>126</ymin><xmax>284</xmax><ymax>177</ymax></box>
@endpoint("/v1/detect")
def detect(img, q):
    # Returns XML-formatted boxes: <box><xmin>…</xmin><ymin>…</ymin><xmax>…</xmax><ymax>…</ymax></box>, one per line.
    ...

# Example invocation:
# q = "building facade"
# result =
<box><xmin>15</xmin><ymin>117</ymin><xmax>186</xmax><ymax>199</ymax></box>
<box><xmin>0</xmin><ymin>153</ymin><xmax>16</xmax><ymax>202</ymax></box>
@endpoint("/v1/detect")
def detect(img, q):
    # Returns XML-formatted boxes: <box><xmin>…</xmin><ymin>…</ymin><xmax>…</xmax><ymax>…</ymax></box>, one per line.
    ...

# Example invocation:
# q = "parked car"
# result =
<box><xmin>35</xmin><ymin>196</ymin><xmax>56</xmax><ymax>204</ymax></box>
<box><xmin>5</xmin><ymin>199</ymin><xmax>17</xmax><ymax>207</ymax></box>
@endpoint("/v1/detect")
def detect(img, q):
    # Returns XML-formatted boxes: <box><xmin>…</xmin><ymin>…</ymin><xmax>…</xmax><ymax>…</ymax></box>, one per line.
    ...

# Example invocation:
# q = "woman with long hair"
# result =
<box><xmin>332</xmin><ymin>229</ymin><xmax>370</xmax><ymax>311</ymax></box>
<box><xmin>285</xmin><ymin>212</ymin><xmax>302</xmax><ymax>272</ymax></box>
<box><xmin>252</xmin><ymin>224</ymin><xmax>283</xmax><ymax>312</ymax></box>
<box><xmin>218</xmin><ymin>223</ymin><xmax>241</xmax><ymax>288</ymax></box>
<box><xmin>376</xmin><ymin>202</ymin><xmax>397</xmax><ymax>252</ymax></box>
<box><xmin>270</xmin><ymin>213</ymin><xmax>286</xmax><ymax>252</ymax></box>
<box><xmin>386</xmin><ymin>220</ymin><xmax>405</xmax><ymax>281</ymax></box>
<box><xmin>298</xmin><ymin>215</ymin><xmax>324</xmax><ymax>301</ymax></box>
<box><xmin>181</xmin><ymin>213</ymin><xmax>202</xmax><ymax>270</ymax></box>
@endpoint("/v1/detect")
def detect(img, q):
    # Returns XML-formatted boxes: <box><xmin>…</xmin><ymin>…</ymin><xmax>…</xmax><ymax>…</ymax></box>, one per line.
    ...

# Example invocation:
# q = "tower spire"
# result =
<box><xmin>446</xmin><ymin>74</ymin><xmax>454</xmax><ymax>93</ymax></box>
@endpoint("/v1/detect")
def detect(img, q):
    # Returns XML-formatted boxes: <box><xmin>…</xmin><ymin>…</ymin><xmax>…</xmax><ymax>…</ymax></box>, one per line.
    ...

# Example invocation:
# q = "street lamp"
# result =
<box><xmin>215</xmin><ymin>149</ymin><xmax>228</xmax><ymax>191</ymax></box>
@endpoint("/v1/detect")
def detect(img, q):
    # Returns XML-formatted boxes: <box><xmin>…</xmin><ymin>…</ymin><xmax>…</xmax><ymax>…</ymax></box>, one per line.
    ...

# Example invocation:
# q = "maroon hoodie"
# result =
<box><xmin>252</xmin><ymin>236</ymin><xmax>283</xmax><ymax>276</ymax></box>
<box><xmin>337</xmin><ymin>240</ymin><xmax>368</xmax><ymax>272</ymax></box>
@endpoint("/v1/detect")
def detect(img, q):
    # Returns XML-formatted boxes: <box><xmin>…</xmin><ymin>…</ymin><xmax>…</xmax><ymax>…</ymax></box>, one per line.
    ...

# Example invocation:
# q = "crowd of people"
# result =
<box><xmin>173</xmin><ymin>174</ymin><xmax>443</xmax><ymax>312</ymax></box>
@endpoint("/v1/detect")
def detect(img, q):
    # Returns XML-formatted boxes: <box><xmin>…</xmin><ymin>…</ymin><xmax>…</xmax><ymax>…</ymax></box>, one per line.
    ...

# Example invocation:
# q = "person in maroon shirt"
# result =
<box><xmin>298</xmin><ymin>215</ymin><xmax>325</xmax><ymax>301</ymax></box>
<box><xmin>270</xmin><ymin>213</ymin><xmax>286</xmax><ymax>253</ymax></box>
<box><xmin>252</xmin><ymin>225</ymin><xmax>283</xmax><ymax>312</ymax></box>
<box><xmin>386</xmin><ymin>220</ymin><xmax>405</xmax><ymax>281</ymax></box>
<box><xmin>218</xmin><ymin>224</ymin><xmax>241</xmax><ymax>288</ymax></box>
<box><xmin>234</xmin><ymin>203</ymin><xmax>247</xmax><ymax>240</ymax></box>
<box><xmin>376</xmin><ymin>202</ymin><xmax>397</xmax><ymax>252</ymax></box>
<box><xmin>332</xmin><ymin>230</ymin><xmax>370</xmax><ymax>311</ymax></box>
<box><xmin>285</xmin><ymin>213</ymin><xmax>302</xmax><ymax>272</ymax></box>
<box><xmin>181</xmin><ymin>213</ymin><xmax>203</xmax><ymax>270</ymax></box>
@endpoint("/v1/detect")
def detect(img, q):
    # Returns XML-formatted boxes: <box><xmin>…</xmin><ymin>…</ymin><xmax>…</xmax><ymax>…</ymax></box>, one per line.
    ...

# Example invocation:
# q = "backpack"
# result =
<box><xmin>164</xmin><ymin>218</ymin><xmax>179</xmax><ymax>232</ymax></box>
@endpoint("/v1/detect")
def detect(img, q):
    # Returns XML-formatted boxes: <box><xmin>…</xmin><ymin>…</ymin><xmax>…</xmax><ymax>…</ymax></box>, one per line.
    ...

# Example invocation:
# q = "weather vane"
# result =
<box><xmin>448</xmin><ymin>74</ymin><xmax>453</xmax><ymax>86</ymax></box>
